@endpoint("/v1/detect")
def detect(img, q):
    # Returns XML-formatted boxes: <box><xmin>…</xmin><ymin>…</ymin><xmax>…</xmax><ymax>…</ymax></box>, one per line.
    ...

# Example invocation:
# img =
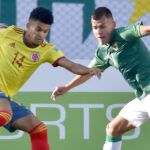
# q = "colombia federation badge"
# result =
<box><xmin>31</xmin><ymin>52</ymin><xmax>40</xmax><ymax>62</ymax></box>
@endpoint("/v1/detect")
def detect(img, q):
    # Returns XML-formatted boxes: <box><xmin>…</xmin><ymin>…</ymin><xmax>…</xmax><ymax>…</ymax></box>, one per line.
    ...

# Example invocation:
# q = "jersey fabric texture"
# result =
<box><xmin>0</xmin><ymin>25</ymin><xmax>64</xmax><ymax>98</ymax></box>
<box><xmin>89</xmin><ymin>21</ymin><xmax>150</xmax><ymax>100</ymax></box>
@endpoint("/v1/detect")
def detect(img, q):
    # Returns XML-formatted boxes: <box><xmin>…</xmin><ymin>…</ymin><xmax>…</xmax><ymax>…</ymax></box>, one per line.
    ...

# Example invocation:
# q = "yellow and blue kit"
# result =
<box><xmin>0</xmin><ymin>25</ymin><xmax>64</xmax><ymax>132</ymax></box>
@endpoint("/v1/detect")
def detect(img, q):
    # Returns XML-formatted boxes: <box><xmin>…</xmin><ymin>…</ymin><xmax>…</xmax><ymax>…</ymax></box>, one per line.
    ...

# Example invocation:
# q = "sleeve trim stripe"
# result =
<box><xmin>52</xmin><ymin>56</ymin><xmax>65</xmax><ymax>67</ymax></box>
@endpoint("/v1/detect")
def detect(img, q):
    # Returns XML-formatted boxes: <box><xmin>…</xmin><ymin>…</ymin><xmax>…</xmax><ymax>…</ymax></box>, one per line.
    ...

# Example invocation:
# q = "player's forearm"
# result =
<box><xmin>58</xmin><ymin>58</ymin><xmax>93</xmax><ymax>75</ymax></box>
<box><xmin>140</xmin><ymin>25</ymin><xmax>150</xmax><ymax>37</ymax></box>
<box><xmin>65</xmin><ymin>74</ymin><xmax>92</xmax><ymax>91</ymax></box>
<box><xmin>70</xmin><ymin>63</ymin><xmax>92</xmax><ymax>75</ymax></box>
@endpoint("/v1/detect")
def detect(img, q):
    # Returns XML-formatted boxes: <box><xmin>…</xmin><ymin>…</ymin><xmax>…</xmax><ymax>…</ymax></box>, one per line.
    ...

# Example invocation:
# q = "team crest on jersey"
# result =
<box><xmin>31</xmin><ymin>52</ymin><xmax>40</xmax><ymax>62</ymax></box>
<box><xmin>112</xmin><ymin>42</ymin><xmax>119</xmax><ymax>51</ymax></box>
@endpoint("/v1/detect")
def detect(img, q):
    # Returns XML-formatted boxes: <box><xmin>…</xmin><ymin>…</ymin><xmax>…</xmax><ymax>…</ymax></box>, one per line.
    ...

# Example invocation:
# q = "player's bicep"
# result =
<box><xmin>57</xmin><ymin>57</ymin><xmax>73</xmax><ymax>69</ymax></box>
<box><xmin>140</xmin><ymin>25</ymin><xmax>150</xmax><ymax>37</ymax></box>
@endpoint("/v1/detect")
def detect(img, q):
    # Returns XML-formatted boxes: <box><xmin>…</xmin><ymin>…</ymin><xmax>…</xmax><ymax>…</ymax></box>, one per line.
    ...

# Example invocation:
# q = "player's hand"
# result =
<box><xmin>51</xmin><ymin>86</ymin><xmax>68</xmax><ymax>101</ymax></box>
<box><xmin>88</xmin><ymin>67</ymin><xmax>101</xmax><ymax>79</ymax></box>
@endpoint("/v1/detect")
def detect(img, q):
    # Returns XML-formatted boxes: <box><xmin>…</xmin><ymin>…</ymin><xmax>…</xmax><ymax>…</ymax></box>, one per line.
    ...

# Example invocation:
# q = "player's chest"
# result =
<box><xmin>99</xmin><ymin>41</ymin><xmax>128</xmax><ymax>68</ymax></box>
<box><xmin>1</xmin><ymin>39</ymin><xmax>43</xmax><ymax>68</ymax></box>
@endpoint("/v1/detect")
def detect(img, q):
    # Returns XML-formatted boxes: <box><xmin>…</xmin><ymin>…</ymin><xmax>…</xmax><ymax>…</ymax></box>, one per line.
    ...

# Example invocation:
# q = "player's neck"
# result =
<box><xmin>23</xmin><ymin>32</ymin><xmax>38</xmax><ymax>48</ymax></box>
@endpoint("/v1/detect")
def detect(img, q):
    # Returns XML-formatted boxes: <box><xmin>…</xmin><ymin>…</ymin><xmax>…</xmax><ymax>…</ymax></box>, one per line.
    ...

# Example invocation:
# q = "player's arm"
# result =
<box><xmin>51</xmin><ymin>74</ymin><xmax>95</xmax><ymax>101</ymax></box>
<box><xmin>58</xmin><ymin>57</ymin><xmax>101</xmax><ymax>77</ymax></box>
<box><xmin>51</xmin><ymin>56</ymin><xmax>104</xmax><ymax>101</ymax></box>
<box><xmin>140</xmin><ymin>25</ymin><xmax>150</xmax><ymax>37</ymax></box>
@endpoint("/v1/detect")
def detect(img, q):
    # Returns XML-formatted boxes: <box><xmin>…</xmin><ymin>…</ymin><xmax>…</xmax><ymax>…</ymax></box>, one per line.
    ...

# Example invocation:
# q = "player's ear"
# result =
<box><xmin>26</xmin><ymin>22</ymin><xmax>30</xmax><ymax>29</ymax></box>
<box><xmin>113</xmin><ymin>21</ymin><xmax>116</xmax><ymax>28</ymax></box>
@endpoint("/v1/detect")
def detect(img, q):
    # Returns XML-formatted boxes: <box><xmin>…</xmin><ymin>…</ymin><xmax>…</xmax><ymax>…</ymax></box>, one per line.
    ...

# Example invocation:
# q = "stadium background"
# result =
<box><xmin>0</xmin><ymin>0</ymin><xmax>150</xmax><ymax>150</ymax></box>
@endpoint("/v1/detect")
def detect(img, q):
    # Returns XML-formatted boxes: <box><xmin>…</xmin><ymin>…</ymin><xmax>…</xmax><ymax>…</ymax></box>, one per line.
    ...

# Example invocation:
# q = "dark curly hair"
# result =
<box><xmin>29</xmin><ymin>7</ymin><xmax>54</xmax><ymax>25</ymax></box>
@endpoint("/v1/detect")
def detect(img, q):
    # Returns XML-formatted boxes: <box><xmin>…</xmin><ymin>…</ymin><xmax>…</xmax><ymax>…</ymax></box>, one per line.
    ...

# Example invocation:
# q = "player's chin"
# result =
<box><xmin>97</xmin><ymin>38</ymin><xmax>105</xmax><ymax>44</ymax></box>
<box><xmin>34</xmin><ymin>40</ymin><xmax>43</xmax><ymax>46</ymax></box>
<box><xmin>99</xmin><ymin>40</ymin><xmax>108</xmax><ymax>45</ymax></box>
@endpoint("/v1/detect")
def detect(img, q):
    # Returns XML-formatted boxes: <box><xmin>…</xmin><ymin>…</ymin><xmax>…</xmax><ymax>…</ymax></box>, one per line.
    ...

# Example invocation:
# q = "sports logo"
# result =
<box><xmin>9</xmin><ymin>42</ymin><xmax>15</xmax><ymax>48</ymax></box>
<box><xmin>31</xmin><ymin>52</ymin><xmax>40</xmax><ymax>62</ymax></box>
<box><xmin>112</xmin><ymin>42</ymin><xmax>119</xmax><ymax>51</ymax></box>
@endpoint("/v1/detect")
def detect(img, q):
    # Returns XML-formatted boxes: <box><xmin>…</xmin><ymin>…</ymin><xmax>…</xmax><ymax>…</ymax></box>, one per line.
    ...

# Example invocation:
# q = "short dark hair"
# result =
<box><xmin>92</xmin><ymin>7</ymin><xmax>113</xmax><ymax>20</ymax></box>
<box><xmin>29</xmin><ymin>7</ymin><xmax>54</xmax><ymax>25</ymax></box>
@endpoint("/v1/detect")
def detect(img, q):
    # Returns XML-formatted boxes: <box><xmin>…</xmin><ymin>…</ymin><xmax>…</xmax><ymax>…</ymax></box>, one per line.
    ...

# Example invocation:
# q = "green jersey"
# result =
<box><xmin>89</xmin><ymin>21</ymin><xmax>150</xmax><ymax>100</ymax></box>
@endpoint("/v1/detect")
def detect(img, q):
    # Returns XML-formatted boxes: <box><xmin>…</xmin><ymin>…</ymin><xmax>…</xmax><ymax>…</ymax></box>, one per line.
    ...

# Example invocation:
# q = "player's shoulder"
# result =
<box><xmin>0</xmin><ymin>23</ymin><xmax>8</xmax><ymax>29</ymax></box>
<box><xmin>5</xmin><ymin>25</ymin><xmax>25</xmax><ymax>35</ymax></box>
<box><xmin>115</xmin><ymin>21</ymin><xmax>142</xmax><ymax>34</ymax></box>
<box><xmin>114</xmin><ymin>26</ymin><xmax>129</xmax><ymax>37</ymax></box>
<box><xmin>112</xmin><ymin>27</ymin><xmax>130</xmax><ymax>41</ymax></box>
<box><xmin>40</xmin><ymin>42</ymin><xmax>59</xmax><ymax>52</ymax></box>
<box><xmin>40</xmin><ymin>41</ymin><xmax>55</xmax><ymax>48</ymax></box>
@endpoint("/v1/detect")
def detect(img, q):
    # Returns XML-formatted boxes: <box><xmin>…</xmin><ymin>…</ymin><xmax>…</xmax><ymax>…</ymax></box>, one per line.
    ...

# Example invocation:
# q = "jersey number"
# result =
<box><xmin>12</xmin><ymin>52</ymin><xmax>25</xmax><ymax>67</ymax></box>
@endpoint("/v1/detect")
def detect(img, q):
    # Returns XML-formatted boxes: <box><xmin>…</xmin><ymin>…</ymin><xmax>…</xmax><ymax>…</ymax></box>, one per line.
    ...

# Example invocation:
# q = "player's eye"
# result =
<box><xmin>92</xmin><ymin>26</ymin><xmax>97</xmax><ymax>29</ymax></box>
<box><xmin>44</xmin><ymin>30</ymin><xmax>48</xmax><ymax>33</ymax></box>
<box><xmin>100</xmin><ymin>25</ymin><xmax>105</xmax><ymax>29</ymax></box>
<box><xmin>36</xmin><ymin>27</ymin><xmax>42</xmax><ymax>32</ymax></box>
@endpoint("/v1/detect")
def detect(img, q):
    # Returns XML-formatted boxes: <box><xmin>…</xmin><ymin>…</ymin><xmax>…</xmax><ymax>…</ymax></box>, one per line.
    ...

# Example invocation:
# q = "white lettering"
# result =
<box><xmin>30</xmin><ymin>104</ymin><xmax>66</xmax><ymax>139</ymax></box>
<box><xmin>69</xmin><ymin>104</ymin><xmax>104</xmax><ymax>139</ymax></box>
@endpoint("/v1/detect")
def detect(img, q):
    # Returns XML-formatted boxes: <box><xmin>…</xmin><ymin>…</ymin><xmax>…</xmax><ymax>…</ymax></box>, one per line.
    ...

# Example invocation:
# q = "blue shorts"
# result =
<box><xmin>0</xmin><ymin>92</ymin><xmax>32</xmax><ymax>132</ymax></box>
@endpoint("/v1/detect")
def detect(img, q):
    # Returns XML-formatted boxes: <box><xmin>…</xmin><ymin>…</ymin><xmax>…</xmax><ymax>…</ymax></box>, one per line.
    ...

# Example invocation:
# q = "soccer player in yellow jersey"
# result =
<box><xmin>0</xmin><ymin>7</ymin><xmax>100</xmax><ymax>150</ymax></box>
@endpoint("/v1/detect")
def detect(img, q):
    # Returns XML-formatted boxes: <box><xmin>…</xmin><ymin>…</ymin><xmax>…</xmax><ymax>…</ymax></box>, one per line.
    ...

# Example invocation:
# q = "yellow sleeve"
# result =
<box><xmin>46</xmin><ymin>44</ymin><xmax>65</xmax><ymax>66</ymax></box>
<box><xmin>0</xmin><ymin>28</ymin><xmax>8</xmax><ymax>43</ymax></box>
<box><xmin>0</xmin><ymin>25</ymin><xmax>16</xmax><ymax>43</ymax></box>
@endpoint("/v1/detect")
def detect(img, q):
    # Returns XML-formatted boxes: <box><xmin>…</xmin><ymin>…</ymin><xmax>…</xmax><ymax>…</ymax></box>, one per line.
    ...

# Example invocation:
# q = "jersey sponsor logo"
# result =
<box><xmin>9</xmin><ymin>42</ymin><xmax>15</xmax><ymax>48</ymax></box>
<box><xmin>31</xmin><ymin>52</ymin><xmax>40</xmax><ymax>62</ymax></box>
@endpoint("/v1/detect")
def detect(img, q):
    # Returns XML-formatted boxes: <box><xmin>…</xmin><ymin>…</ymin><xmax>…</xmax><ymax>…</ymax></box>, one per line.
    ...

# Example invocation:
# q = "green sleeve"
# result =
<box><xmin>119</xmin><ymin>21</ymin><xmax>143</xmax><ymax>41</ymax></box>
<box><xmin>88</xmin><ymin>56</ymin><xmax>110</xmax><ymax>72</ymax></box>
<box><xmin>135</xmin><ymin>21</ymin><xmax>143</xmax><ymax>38</ymax></box>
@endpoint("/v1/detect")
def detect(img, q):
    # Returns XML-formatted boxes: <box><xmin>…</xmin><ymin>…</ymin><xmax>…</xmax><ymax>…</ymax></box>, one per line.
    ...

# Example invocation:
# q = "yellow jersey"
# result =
<box><xmin>0</xmin><ymin>25</ymin><xmax>64</xmax><ymax>98</ymax></box>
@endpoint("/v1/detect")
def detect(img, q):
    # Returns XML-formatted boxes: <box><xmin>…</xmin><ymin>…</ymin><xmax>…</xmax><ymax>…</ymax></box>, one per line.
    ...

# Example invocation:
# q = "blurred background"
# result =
<box><xmin>0</xmin><ymin>0</ymin><xmax>150</xmax><ymax>150</ymax></box>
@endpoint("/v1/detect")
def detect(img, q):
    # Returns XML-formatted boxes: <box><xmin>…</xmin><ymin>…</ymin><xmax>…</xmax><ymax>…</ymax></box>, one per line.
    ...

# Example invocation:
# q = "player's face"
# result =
<box><xmin>91</xmin><ymin>16</ymin><xmax>116</xmax><ymax>45</ymax></box>
<box><xmin>26</xmin><ymin>20</ymin><xmax>50</xmax><ymax>46</ymax></box>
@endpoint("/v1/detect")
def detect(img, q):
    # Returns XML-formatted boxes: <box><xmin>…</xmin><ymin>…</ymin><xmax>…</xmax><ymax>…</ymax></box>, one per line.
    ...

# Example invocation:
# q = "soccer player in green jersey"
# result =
<box><xmin>0</xmin><ymin>7</ymin><xmax>100</xmax><ymax>150</ymax></box>
<box><xmin>51</xmin><ymin>7</ymin><xmax>150</xmax><ymax>150</ymax></box>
